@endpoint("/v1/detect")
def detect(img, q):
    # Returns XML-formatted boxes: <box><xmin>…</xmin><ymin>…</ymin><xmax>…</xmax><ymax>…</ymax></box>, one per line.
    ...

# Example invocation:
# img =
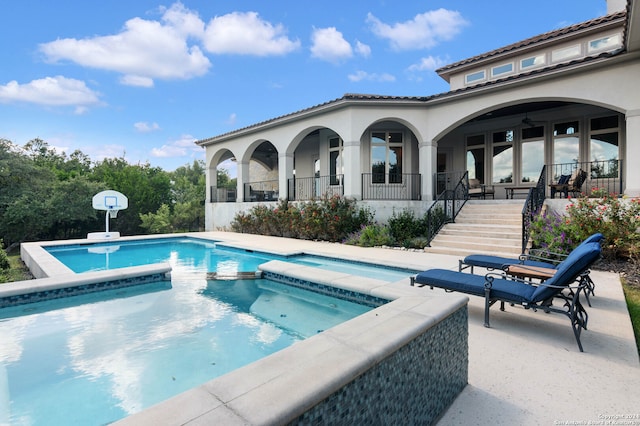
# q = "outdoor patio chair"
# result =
<box><xmin>458</xmin><ymin>233</ymin><xmax>604</xmax><ymax>305</ymax></box>
<box><xmin>549</xmin><ymin>169</ymin><xmax>587</xmax><ymax>198</ymax></box>
<box><xmin>411</xmin><ymin>241</ymin><xmax>602</xmax><ymax>351</ymax></box>
<box><xmin>468</xmin><ymin>178</ymin><xmax>495</xmax><ymax>199</ymax></box>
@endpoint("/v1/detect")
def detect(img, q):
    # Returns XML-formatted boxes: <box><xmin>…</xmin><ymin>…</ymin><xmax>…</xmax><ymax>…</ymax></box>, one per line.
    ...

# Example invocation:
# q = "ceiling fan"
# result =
<box><xmin>521</xmin><ymin>114</ymin><xmax>544</xmax><ymax>128</ymax></box>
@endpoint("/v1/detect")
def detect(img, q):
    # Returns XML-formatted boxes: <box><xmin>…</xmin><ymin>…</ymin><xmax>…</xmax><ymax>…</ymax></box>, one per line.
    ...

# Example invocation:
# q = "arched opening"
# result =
<box><xmin>436</xmin><ymin>101</ymin><xmax>624</xmax><ymax>198</ymax></box>
<box><xmin>209</xmin><ymin>149</ymin><xmax>237</xmax><ymax>202</ymax></box>
<box><xmin>288</xmin><ymin>127</ymin><xmax>345</xmax><ymax>200</ymax></box>
<box><xmin>360</xmin><ymin>119</ymin><xmax>421</xmax><ymax>200</ymax></box>
<box><xmin>245</xmin><ymin>141</ymin><xmax>279</xmax><ymax>202</ymax></box>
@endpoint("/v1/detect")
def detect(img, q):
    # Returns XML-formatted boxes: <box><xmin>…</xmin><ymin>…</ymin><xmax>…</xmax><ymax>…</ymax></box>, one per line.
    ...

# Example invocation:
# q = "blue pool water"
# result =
<box><xmin>45</xmin><ymin>237</ymin><xmax>417</xmax><ymax>282</ymax></box>
<box><xmin>1</xmin><ymin>238</ymin><xmax>377</xmax><ymax>425</ymax></box>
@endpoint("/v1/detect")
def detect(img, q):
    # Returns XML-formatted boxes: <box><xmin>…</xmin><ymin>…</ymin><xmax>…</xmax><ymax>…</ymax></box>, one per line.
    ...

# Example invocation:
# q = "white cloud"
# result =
<box><xmin>310</xmin><ymin>27</ymin><xmax>353</xmax><ymax>63</ymax></box>
<box><xmin>120</xmin><ymin>75</ymin><xmax>154</xmax><ymax>88</ymax></box>
<box><xmin>226</xmin><ymin>113</ymin><xmax>237</xmax><ymax>125</ymax></box>
<box><xmin>39</xmin><ymin>4</ymin><xmax>211</xmax><ymax>86</ymax></box>
<box><xmin>367</xmin><ymin>9</ymin><xmax>468</xmax><ymax>50</ymax></box>
<box><xmin>160</xmin><ymin>2</ymin><xmax>205</xmax><ymax>39</ymax></box>
<box><xmin>151</xmin><ymin>134</ymin><xmax>199</xmax><ymax>158</ymax></box>
<box><xmin>0</xmin><ymin>76</ymin><xmax>101</xmax><ymax>107</ymax></box>
<box><xmin>203</xmin><ymin>11</ymin><xmax>300</xmax><ymax>56</ymax></box>
<box><xmin>134</xmin><ymin>122</ymin><xmax>161</xmax><ymax>133</ymax></box>
<box><xmin>355</xmin><ymin>40</ymin><xmax>371</xmax><ymax>58</ymax></box>
<box><xmin>348</xmin><ymin>70</ymin><xmax>395</xmax><ymax>82</ymax></box>
<box><xmin>408</xmin><ymin>56</ymin><xmax>448</xmax><ymax>72</ymax></box>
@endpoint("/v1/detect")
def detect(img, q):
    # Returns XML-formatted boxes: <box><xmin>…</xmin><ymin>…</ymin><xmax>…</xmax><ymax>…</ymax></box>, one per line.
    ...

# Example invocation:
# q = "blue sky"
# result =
<box><xmin>0</xmin><ymin>0</ymin><xmax>608</xmax><ymax>171</ymax></box>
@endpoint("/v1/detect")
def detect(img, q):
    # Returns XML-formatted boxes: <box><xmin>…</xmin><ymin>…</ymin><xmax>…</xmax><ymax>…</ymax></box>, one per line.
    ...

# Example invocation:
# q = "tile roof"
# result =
<box><xmin>436</xmin><ymin>10</ymin><xmax>627</xmax><ymax>74</ymax></box>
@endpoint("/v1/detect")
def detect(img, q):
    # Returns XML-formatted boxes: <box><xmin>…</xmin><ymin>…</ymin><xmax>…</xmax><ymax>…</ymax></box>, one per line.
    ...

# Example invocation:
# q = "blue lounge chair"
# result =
<box><xmin>411</xmin><ymin>241</ymin><xmax>602</xmax><ymax>351</ymax></box>
<box><xmin>458</xmin><ymin>233</ymin><xmax>604</xmax><ymax>305</ymax></box>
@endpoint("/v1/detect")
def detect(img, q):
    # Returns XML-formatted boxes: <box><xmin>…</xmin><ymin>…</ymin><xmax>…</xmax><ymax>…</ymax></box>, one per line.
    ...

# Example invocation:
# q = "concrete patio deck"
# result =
<box><xmin>198</xmin><ymin>232</ymin><xmax>640</xmax><ymax>425</ymax></box>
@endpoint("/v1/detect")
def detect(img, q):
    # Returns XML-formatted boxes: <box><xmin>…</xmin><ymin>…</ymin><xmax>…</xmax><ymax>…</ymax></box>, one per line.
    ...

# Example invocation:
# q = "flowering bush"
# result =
<box><xmin>531</xmin><ymin>190</ymin><xmax>640</xmax><ymax>260</ymax></box>
<box><xmin>230</xmin><ymin>195</ymin><xmax>373</xmax><ymax>242</ymax></box>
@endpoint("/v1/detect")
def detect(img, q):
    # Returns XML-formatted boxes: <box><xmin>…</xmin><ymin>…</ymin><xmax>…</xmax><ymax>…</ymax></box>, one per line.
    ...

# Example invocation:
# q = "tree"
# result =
<box><xmin>139</xmin><ymin>160</ymin><xmax>207</xmax><ymax>234</ymax></box>
<box><xmin>0</xmin><ymin>139</ymin><xmax>58</xmax><ymax>248</ymax></box>
<box><xmin>46</xmin><ymin>177</ymin><xmax>107</xmax><ymax>239</ymax></box>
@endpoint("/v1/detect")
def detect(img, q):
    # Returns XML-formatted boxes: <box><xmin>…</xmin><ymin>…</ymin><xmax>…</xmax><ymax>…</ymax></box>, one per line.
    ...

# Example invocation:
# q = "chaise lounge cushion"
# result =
<box><xmin>461</xmin><ymin>233</ymin><xmax>604</xmax><ymax>271</ymax></box>
<box><xmin>529</xmin><ymin>242</ymin><xmax>601</xmax><ymax>302</ymax></box>
<box><xmin>462</xmin><ymin>254</ymin><xmax>554</xmax><ymax>270</ymax></box>
<box><xmin>414</xmin><ymin>269</ymin><xmax>536</xmax><ymax>304</ymax></box>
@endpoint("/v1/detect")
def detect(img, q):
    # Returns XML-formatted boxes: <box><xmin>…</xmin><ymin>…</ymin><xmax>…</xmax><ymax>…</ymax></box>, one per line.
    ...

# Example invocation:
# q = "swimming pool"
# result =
<box><xmin>44</xmin><ymin>237</ymin><xmax>417</xmax><ymax>282</ymax></box>
<box><xmin>15</xmin><ymin>234</ymin><xmax>469</xmax><ymax>425</ymax></box>
<box><xmin>0</xmin><ymin>245</ymin><xmax>373</xmax><ymax>425</ymax></box>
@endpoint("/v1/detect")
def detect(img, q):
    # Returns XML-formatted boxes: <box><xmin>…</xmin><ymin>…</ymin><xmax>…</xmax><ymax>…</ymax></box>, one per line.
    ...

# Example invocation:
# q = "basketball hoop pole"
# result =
<box><xmin>105</xmin><ymin>209</ymin><xmax>111</xmax><ymax>234</ymax></box>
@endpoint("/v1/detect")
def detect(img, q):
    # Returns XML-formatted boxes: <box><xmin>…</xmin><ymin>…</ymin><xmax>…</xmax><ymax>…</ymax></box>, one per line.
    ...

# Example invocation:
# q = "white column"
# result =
<box><xmin>279</xmin><ymin>152</ymin><xmax>294</xmax><ymax>200</ymax></box>
<box><xmin>419</xmin><ymin>139</ymin><xmax>437</xmax><ymax>201</ymax></box>
<box><xmin>625</xmin><ymin>110</ymin><xmax>640</xmax><ymax>197</ymax></box>
<box><xmin>206</xmin><ymin>164</ymin><xmax>214</xmax><ymax>203</ymax></box>
<box><xmin>236</xmin><ymin>161</ymin><xmax>250</xmax><ymax>202</ymax></box>
<box><xmin>342</xmin><ymin>140</ymin><xmax>362</xmax><ymax>199</ymax></box>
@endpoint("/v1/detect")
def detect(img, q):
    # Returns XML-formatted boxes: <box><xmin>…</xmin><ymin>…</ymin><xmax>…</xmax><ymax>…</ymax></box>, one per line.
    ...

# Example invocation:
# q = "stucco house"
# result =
<box><xmin>197</xmin><ymin>0</ymin><xmax>640</xmax><ymax>231</ymax></box>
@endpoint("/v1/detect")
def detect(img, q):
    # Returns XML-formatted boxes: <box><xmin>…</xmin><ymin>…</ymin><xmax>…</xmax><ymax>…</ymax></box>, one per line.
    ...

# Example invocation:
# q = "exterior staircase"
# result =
<box><xmin>424</xmin><ymin>200</ymin><xmax>525</xmax><ymax>258</ymax></box>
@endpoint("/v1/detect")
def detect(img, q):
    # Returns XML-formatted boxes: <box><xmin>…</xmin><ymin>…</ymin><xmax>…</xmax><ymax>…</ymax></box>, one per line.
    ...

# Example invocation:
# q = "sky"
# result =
<box><xmin>0</xmin><ymin>0</ymin><xmax>609</xmax><ymax>171</ymax></box>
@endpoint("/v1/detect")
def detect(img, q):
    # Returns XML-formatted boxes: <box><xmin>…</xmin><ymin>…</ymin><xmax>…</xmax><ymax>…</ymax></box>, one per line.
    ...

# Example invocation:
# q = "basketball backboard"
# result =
<box><xmin>92</xmin><ymin>190</ymin><xmax>128</xmax><ymax>211</ymax></box>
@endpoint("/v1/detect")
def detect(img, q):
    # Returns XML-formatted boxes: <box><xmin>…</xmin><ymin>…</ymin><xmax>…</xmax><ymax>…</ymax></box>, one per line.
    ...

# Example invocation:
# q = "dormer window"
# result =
<box><xmin>551</xmin><ymin>44</ymin><xmax>581</xmax><ymax>63</ymax></box>
<box><xmin>588</xmin><ymin>34</ymin><xmax>621</xmax><ymax>53</ymax></box>
<box><xmin>465</xmin><ymin>70</ymin><xmax>486</xmax><ymax>85</ymax></box>
<box><xmin>491</xmin><ymin>63</ymin><xmax>514</xmax><ymax>77</ymax></box>
<box><xmin>521</xmin><ymin>54</ymin><xmax>546</xmax><ymax>70</ymax></box>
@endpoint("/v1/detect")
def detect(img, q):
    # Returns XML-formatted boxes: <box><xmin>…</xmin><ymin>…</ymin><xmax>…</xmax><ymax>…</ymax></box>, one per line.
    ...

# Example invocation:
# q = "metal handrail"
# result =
<box><xmin>425</xmin><ymin>171</ymin><xmax>469</xmax><ymax>246</ymax></box>
<box><xmin>361</xmin><ymin>173</ymin><xmax>421</xmax><ymax>200</ymax></box>
<box><xmin>547</xmin><ymin>159</ymin><xmax>622</xmax><ymax>197</ymax></box>
<box><xmin>521</xmin><ymin>165</ymin><xmax>547</xmax><ymax>253</ymax></box>
<box><xmin>210</xmin><ymin>185</ymin><xmax>237</xmax><ymax>203</ymax></box>
<box><xmin>243</xmin><ymin>180</ymin><xmax>279</xmax><ymax>202</ymax></box>
<box><xmin>287</xmin><ymin>175</ymin><xmax>344</xmax><ymax>200</ymax></box>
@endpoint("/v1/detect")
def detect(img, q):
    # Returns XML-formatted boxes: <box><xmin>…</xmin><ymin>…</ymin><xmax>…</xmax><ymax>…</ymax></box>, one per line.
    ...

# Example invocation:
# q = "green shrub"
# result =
<box><xmin>343</xmin><ymin>224</ymin><xmax>393</xmax><ymax>247</ymax></box>
<box><xmin>0</xmin><ymin>240</ymin><xmax>10</xmax><ymax>271</ymax></box>
<box><xmin>407</xmin><ymin>236</ymin><xmax>430</xmax><ymax>250</ymax></box>
<box><xmin>388</xmin><ymin>209</ymin><xmax>426</xmax><ymax>247</ymax></box>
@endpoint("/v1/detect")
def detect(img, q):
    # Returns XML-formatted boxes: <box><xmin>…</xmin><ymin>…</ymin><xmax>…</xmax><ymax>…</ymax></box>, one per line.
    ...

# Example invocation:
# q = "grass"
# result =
<box><xmin>621</xmin><ymin>279</ymin><xmax>640</xmax><ymax>355</ymax></box>
<box><xmin>0</xmin><ymin>252</ymin><xmax>32</xmax><ymax>283</ymax></box>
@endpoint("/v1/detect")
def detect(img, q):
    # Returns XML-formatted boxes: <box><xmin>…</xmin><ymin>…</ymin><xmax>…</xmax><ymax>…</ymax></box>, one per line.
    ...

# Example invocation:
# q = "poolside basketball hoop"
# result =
<box><xmin>88</xmin><ymin>190</ymin><xmax>128</xmax><ymax>240</ymax></box>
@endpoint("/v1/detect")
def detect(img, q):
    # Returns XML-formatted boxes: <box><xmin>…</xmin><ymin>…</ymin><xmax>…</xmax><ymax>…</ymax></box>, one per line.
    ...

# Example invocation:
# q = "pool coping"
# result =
<box><xmin>14</xmin><ymin>233</ymin><xmax>469</xmax><ymax>424</ymax></box>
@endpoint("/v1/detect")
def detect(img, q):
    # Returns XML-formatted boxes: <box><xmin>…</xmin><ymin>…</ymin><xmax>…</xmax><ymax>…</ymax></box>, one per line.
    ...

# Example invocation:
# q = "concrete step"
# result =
<box><xmin>426</xmin><ymin>200</ymin><xmax>525</xmax><ymax>257</ymax></box>
<box><xmin>461</xmin><ymin>204</ymin><xmax>524</xmax><ymax>212</ymax></box>
<box><xmin>452</xmin><ymin>217</ymin><xmax>522</xmax><ymax>226</ymax></box>
<box><xmin>440</xmin><ymin>223</ymin><xmax>521</xmax><ymax>237</ymax></box>
<box><xmin>424</xmin><ymin>245</ymin><xmax>522</xmax><ymax>258</ymax></box>
<box><xmin>430</xmin><ymin>235</ymin><xmax>522</xmax><ymax>249</ymax></box>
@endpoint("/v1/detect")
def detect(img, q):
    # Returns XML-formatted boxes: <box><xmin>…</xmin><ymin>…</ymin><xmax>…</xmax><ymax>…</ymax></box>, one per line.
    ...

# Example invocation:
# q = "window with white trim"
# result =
<box><xmin>521</xmin><ymin>126</ymin><xmax>544</xmax><ymax>183</ymax></box>
<box><xmin>589</xmin><ymin>115</ymin><xmax>619</xmax><ymax>178</ymax></box>
<box><xmin>465</xmin><ymin>70</ymin><xmax>486</xmax><ymax>85</ymax></box>
<box><xmin>466</xmin><ymin>134</ymin><xmax>485</xmax><ymax>182</ymax></box>
<box><xmin>521</xmin><ymin>54</ymin><xmax>545</xmax><ymax>70</ymax></box>
<box><xmin>492</xmin><ymin>130</ymin><xmax>514</xmax><ymax>184</ymax></box>
<box><xmin>329</xmin><ymin>137</ymin><xmax>343</xmax><ymax>185</ymax></box>
<box><xmin>553</xmin><ymin>121</ymin><xmax>580</xmax><ymax>175</ymax></box>
<box><xmin>551</xmin><ymin>45</ymin><xmax>581</xmax><ymax>62</ymax></box>
<box><xmin>588</xmin><ymin>34</ymin><xmax>622</xmax><ymax>53</ymax></box>
<box><xmin>492</xmin><ymin>63</ymin><xmax>513</xmax><ymax>77</ymax></box>
<box><xmin>371</xmin><ymin>131</ymin><xmax>403</xmax><ymax>184</ymax></box>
